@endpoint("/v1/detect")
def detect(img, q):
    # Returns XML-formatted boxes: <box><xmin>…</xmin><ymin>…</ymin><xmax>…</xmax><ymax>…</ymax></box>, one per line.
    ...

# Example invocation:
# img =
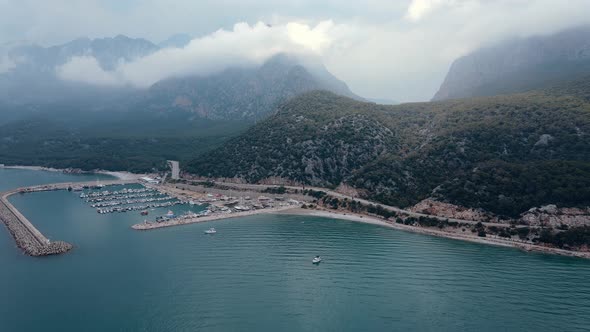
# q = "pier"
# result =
<box><xmin>0</xmin><ymin>179</ymin><xmax>136</xmax><ymax>256</ymax></box>
<box><xmin>132</xmin><ymin>205</ymin><xmax>297</xmax><ymax>230</ymax></box>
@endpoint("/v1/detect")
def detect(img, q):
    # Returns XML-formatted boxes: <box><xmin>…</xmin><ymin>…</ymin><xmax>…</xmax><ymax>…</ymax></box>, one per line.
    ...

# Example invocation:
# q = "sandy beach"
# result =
<box><xmin>2</xmin><ymin>165</ymin><xmax>141</xmax><ymax>181</ymax></box>
<box><xmin>279</xmin><ymin>208</ymin><xmax>590</xmax><ymax>259</ymax></box>
<box><xmin>3</xmin><ymin>165</ymin><xmax>64</xmax><ymax>172</ymax></box>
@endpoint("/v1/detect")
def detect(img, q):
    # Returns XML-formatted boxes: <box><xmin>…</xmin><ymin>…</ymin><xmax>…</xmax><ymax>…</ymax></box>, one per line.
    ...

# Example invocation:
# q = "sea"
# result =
<box><xmin>1</xmin><ymin>167</ymin><xmax>590</xmax><ymax>331</ymax></box>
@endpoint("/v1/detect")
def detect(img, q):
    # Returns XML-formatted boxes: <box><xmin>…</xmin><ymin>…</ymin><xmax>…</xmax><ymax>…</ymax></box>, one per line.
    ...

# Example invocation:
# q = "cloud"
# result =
<box><xmin>406</xmin><ymin>0</ymin><xmax>459</xmax><ymax>21</ymax></box>
<box><xmin>0</xmin><ymin>55</ymin><xmax>16</xmax><ymax>74</ymax></box>
<box><xmin>57</xmin><ymin>56</ymin><xmax>122</xmax><ymax>86</ymax></box>
<box><xmin>56</xmin><ymin>21</ymin><xmax>337</xmax><ymax>88</ymax></box>
<box><xmin>6</xmin><ymin>0</ymin><xmax>590</xmax><ymax>101</ymax></box>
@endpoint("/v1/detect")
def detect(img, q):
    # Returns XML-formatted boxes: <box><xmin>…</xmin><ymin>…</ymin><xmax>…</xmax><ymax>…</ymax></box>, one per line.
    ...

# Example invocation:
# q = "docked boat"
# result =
<box><xmin>204</xmin><ymin>227</ymin><xmax>217</xmax><ymax>234</ymax></box>
<box><xmin>166</xmin><ymin>210</ymin><xmax>175</xmax><ymax>218</ymax></box>
<box><xmin>312</xmin><ymin>256</ymin><xmax>322</xmax><ymax>264</ymax></box>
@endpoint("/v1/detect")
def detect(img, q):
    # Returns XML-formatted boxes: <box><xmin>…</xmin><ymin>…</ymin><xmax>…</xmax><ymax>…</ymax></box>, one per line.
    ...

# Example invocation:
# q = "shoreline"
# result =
<box><xmin>2</xmin><ymin>168</ymin><xmax>589</xmax><ymax>259</ymax></box>
<box><xmin>2</xmin><ymin>165</ymin><xmax>140</xmax><ymax>181</ymax></box>
<box><xmin>132</xmin><ymin>205</ymin><xmax>297</xmax><ymax>230</ymax></box>
<box><xmin>279</xmin><ymin>208</ymin><xmax>590</xmax><ymax>259</ymax></box>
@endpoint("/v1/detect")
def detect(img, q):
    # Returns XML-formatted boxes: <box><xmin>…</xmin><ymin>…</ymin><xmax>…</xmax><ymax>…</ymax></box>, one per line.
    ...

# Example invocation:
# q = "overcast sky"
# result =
<box><xmin>2</xmin><ymin>0</ymin><xmax>590</xmax><ymax>101</ymax></box>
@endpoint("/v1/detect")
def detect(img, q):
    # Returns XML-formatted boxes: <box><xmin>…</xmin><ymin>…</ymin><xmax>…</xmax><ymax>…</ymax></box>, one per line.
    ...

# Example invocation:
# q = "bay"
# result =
<box><xmin>1</xmin><ymin>168</ymin><xmax>589</xmax><ymax>331</ymax></box>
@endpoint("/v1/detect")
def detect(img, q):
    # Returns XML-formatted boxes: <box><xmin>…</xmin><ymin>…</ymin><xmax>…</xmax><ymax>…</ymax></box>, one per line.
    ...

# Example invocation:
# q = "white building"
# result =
<box><xmin>167</xmin><ymin>160</ymin><xmax>180</xmax><ymax>180</ymax></box>
<box><xmin>140</xmin><ymin>176</ymin><xmax>159</xmax><ymax>184</ymax></box>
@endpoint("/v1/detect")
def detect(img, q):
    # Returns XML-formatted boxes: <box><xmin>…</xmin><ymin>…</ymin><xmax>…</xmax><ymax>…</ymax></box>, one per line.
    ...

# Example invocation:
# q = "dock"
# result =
<box><xmin>132</xmin><ymin>205</ymin><xmax>297</xmax><ymax>230</ymax></box>
<box><xmin>0</xmin><ymin>179</ymin><xmax>136</xmax><ymax>256</ymax></box>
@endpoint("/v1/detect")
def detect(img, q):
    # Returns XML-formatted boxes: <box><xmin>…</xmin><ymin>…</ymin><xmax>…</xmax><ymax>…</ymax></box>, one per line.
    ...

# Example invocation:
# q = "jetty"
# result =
<box><xmin>0</xmin><ymin>179</ymin><xmax>136</xmax><ymax>256</ymax></box>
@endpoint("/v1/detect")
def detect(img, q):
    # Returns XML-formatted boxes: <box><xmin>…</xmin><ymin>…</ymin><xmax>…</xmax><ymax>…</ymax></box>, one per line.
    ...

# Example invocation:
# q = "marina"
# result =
<box><xmin>76</xmin><ymin>184</ymin><xmax>186</xmax><ymax>215</ymax></box>
<box><xmin>0</xmin><ymin>178</ymin><xmax>134</xmax><ymax>256</ymax></box>
<box><xmin>132</xmin><ymin>186</ymin><xmax>303</xmax><ymax>230</ymax></box>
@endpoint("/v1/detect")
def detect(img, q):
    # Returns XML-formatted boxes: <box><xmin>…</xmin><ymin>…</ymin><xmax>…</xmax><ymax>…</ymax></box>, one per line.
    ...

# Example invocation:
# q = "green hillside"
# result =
<box><xmin>188</xmin><ymin>79</ymin><xmax>590</xmax><ymax>217</ymax></box>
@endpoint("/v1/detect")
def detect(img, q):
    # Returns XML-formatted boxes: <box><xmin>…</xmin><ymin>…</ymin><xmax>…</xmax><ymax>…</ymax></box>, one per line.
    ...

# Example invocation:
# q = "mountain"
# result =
<box><xmin>145</xmin><ymin>54</ymin><xmax>360</xmax><ymax>121</ymax></box>
<box><xmin>188</xmin><ymin>77</ymin><xmax>590</xmax><ymax>218</ymax></box>
<box><xmin>0</xmin><ymin>40</ymin><xmax>360</xmax><ymax>171</ymax></box>
<box><xmin>3</xmin><ymin>35</ymin><xmax>158</xmax><ymax>71</ymax></box>
<box><xmin>0</xmin><ymin>35</ymin><xmax>159</xmax><ymax>104</ymax></box>
<box><xmin>0</xmin><ymin>34</ymin><xmax>359</xmax><ymax>120</ymax></box>
<box><xmin>433</xmin><ymin>26</ymin><xmax>590</xmax><ymax>101</ymax></box>
<box><xmin>158</xmin><ymin>34</ymin><xmax>193</xmax><ymax>49</ymax></box>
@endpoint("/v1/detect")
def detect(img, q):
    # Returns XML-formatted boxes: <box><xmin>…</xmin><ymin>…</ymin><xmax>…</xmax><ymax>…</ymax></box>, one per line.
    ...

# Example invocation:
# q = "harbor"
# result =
<box><xmin>77</xmin><ymin>186</ymin><xmax>184</xmax><ymax>214</ymax></box>
<box><xmin>0</xmin><ymin>179</ymin><xmax>136</xmax><ymax>256</ymax></box>
<box><xmin>133</xmin><ymin>204</ymin><xmax>298</xmax><ymax>230</ymax></box>
<box><xmin>0</xmin><ymin>174</ymin><xmax>306</xmax><ymax>254</ymax></box>
<box><xmin>130</xmin><ymin>185</ymin><xmax>302</xmax><ymax>229</ymax></box>
<box><xmin>2</xmin><ymin>167</ymin><xmax>590</xmax><ymax>332</ymax></box>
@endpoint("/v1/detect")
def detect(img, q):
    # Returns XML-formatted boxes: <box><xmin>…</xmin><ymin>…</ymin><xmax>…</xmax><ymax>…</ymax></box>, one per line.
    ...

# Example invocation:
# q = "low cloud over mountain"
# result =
<box><xmin>56</xmin><ymin>21</ymin><xmax>337</xmax><ymax>88</ymax></box>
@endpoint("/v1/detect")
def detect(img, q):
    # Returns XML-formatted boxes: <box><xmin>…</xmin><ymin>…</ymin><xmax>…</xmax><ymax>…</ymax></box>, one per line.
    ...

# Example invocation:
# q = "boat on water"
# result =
<box><xmin>140</xmin><ymin>210</ymin><xmax>149</xmax><ymax>216</ymax></box>
<box><xmin>166</xmin><ymin>210</ymin><xmax>175</xmax><ymax>218</ymax></box>
<box><xmin>312</xmin><ymin>256</ymin><xmax>322</xmax><ymax>264</ymax></box>
<box><xmin>204</xmin><ymin>228</ymin><xmax>217</xmax><ymax>234</ymax></box>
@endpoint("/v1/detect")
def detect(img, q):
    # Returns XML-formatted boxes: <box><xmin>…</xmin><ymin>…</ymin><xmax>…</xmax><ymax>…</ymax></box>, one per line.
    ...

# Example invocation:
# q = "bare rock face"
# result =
<box><xmin>335</xmin><ymin>183</ymin><xmax>359</xmax><ymax>198</ymax></box>
<box><xmin>410</xmin><ymin>199</ymin><xmax>496</xmax><ymax>222</ymax></box>
<box><xmin>534</xmin><ymin>134</ymin><xmax>554</xmax><ymax>147</ymax></box>
<box><xmin>521</xmin><ymin>205</ymin><xmax>590</xmax><ymax>227</ymax></box>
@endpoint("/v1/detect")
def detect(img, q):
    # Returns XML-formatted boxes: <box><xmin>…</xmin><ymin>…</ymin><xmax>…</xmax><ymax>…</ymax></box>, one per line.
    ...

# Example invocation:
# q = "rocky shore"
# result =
<box><xmin>0</xmin><ymin>196</ymin><xmax>72</xmax><ymax>256</ymax></box>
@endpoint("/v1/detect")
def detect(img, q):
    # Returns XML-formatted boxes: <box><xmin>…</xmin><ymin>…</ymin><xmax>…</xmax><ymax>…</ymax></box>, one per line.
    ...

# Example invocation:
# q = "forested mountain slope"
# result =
<box><xmin>189</xmin><ymin>79</ymin><xmax>590</xmax><ymax>217</ymax></box>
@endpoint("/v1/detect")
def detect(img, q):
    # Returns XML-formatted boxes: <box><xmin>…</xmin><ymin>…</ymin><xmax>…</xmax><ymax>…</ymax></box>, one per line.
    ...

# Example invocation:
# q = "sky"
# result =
<box><xmin>1</xmin><ymin>0</ymin><xmax>590</xmax><ymax>102</ymax></box>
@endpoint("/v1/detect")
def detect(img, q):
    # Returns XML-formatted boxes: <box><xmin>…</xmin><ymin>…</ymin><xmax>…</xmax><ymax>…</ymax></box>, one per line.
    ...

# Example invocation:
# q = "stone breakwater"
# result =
<box><xmin>0</xmin><ymin>197</ymin><xmax>72</xmax><ymax>256</ymax></box>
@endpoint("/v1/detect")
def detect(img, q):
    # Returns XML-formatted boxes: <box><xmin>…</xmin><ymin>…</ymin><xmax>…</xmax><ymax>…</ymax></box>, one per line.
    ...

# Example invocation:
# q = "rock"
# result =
<box><xmin>534</xmin><ymin>134</ymin><xmax>554</xmax><ymax>147</ymax></box>
<box><xmin>520</xmin><ymin>205</ymin><xmax>590</xmax><ymax>227</ymax></box>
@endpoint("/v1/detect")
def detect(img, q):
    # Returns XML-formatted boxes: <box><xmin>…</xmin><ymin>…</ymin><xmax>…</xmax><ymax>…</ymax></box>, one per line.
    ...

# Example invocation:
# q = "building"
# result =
<box><xmin>140</xmin><ymin>176</ymin><xmax>159</xmax><ymax>184</ymax></box>
<box><xmin>167</xmin><ymin>160</ymin><xmax>180</xmax><ymax>180</ymax></box>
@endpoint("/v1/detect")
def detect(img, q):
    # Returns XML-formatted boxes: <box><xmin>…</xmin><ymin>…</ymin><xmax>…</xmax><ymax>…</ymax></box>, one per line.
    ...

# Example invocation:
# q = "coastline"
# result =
<box><xmin>2</xmin><ymin>165</ymin><xmax>140</xmax><ymax>181</ymax></box>
<box><xmin>279</xmin><ymin>208</ymin><xmax>590</xmax><ymax>259</ymax></box>
<box><xmin>132</xmin><ymin>205</ymin><xmax>297</xmax><ymax>230</ymax></box>
<box><xmin>3</xmin><ymin>167</ymin><xmax>589</xmax><ymax>259</ymax></box>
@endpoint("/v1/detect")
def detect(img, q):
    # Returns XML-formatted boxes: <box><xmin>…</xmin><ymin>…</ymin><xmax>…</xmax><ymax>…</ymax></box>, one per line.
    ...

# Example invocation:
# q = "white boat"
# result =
<box><xmin>312</xmin><ymin>256</ymin><xmax>322</xmax><ymax>264</ymax></box>
<box><xmin>166</xmin><ymin>210</ymin><xmax>175</xmax><ymax>218</ymax></box>
<box><xmin>204</xmin><ymin>228</ymin><xmax>217</xmax><ymax>234</ymax></box>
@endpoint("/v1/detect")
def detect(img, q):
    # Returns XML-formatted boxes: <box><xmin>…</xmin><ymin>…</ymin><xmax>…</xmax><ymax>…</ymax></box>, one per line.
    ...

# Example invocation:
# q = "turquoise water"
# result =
<box><xmin>1</xmin><ymin>169</ymin><xmax>590</xmax><ymax>331</ymax></box>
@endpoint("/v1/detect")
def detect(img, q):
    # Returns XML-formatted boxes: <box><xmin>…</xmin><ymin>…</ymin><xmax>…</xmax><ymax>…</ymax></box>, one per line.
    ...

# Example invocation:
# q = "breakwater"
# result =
<box><xmin>0</xmin><ymin>179</ymin><xmax>136</xmax><ymax>256</ymax></box>
<box><xmin>0</xmin><ymin>196</ymin><xmax>71</xmax><ymax>256</ymax></box>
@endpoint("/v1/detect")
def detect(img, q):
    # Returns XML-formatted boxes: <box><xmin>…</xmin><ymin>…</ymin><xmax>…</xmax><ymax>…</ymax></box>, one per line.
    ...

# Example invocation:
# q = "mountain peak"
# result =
<box><xmin>433</xmin><ymin>25</ymin><xmax>590</xmax><ymax>101</ymax></box>
<box><xmin>158</xmin><ymin>33</ymin><xmax>193</xmax><ymax>49</ymax></box>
